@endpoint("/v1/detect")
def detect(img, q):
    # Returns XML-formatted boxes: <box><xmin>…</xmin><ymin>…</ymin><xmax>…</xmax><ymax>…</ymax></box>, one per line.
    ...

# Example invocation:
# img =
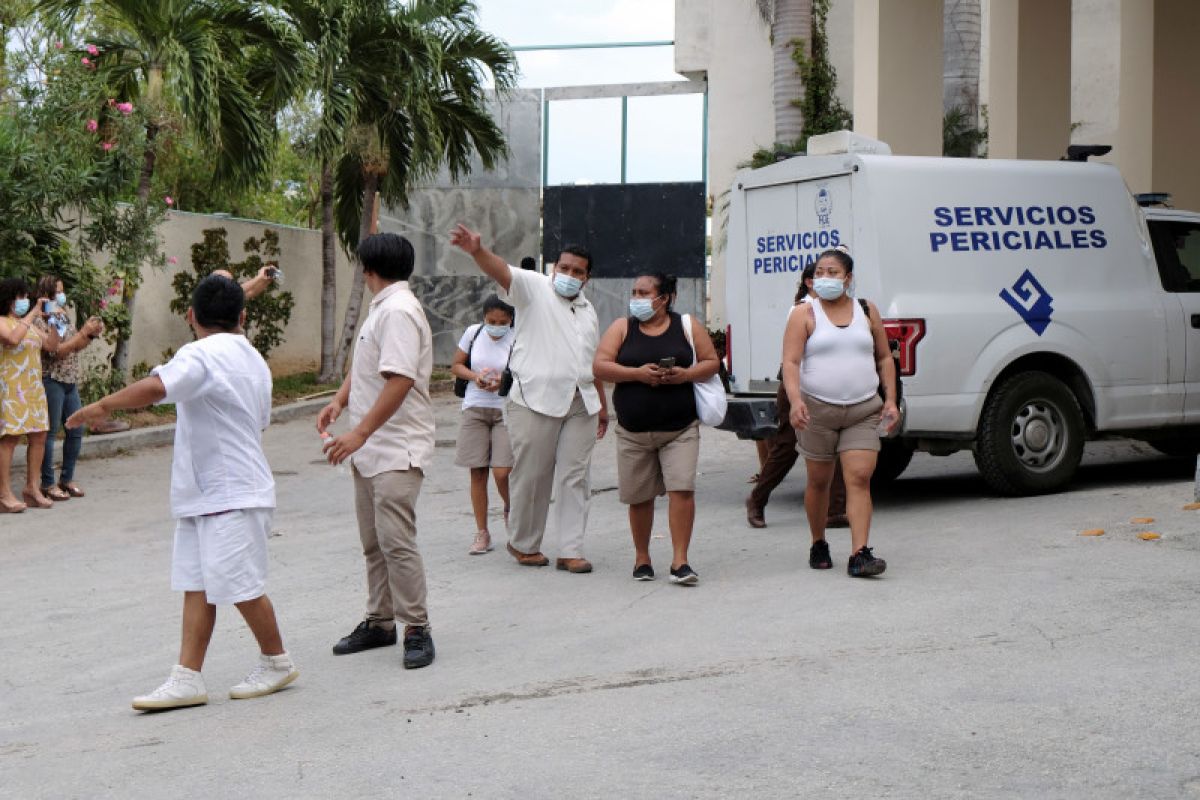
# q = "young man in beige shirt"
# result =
<box><xmin>317</xmin><ymin>233</ymin><xmax>437</xmax><ymax>669</ymax></box>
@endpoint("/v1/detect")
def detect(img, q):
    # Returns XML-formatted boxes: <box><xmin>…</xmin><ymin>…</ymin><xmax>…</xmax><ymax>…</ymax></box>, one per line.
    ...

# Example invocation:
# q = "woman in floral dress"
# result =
<box><xmin>0</xmin><ymin>278</ymin><xmax>57</xmax><ymax>512</ymax></box>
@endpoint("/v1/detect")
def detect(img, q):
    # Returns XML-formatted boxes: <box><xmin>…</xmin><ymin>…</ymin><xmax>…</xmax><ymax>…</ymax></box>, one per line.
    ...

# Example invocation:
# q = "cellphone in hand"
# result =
<box><xmin>657</xmin><ymin>357</ymin><xmax>676</xmax><ymax>369</ymax></box>
<box><xmin>42</xmin><ymin>300</ymin><xmax>54</xmax><ymax>314</ymax></box>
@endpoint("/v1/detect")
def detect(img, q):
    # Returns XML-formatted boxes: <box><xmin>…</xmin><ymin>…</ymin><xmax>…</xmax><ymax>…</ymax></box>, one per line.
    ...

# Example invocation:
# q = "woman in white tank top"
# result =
<box><xmin>780</xmin><ymin>249</ymin><xmax>899</xmax><ymax>578</ymax></box>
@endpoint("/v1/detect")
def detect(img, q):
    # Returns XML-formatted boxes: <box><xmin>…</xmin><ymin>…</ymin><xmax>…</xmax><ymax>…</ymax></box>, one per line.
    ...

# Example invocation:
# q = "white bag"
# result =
<box><xmin>682</xmin><ymin>313</ymin><xmax>728</xmax><ymax>427</ymax></box>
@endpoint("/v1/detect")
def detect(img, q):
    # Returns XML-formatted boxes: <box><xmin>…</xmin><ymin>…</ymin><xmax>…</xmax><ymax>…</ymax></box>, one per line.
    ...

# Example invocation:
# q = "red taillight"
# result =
<box><xmin>882</xmin><ymin>318</ymin><xmax>925</xmax><ymax>377</ymax></box>
<box><xmin>725</xmin><ymin>324</ymin><xmax>733</xmax><ymax>375</ymax></box>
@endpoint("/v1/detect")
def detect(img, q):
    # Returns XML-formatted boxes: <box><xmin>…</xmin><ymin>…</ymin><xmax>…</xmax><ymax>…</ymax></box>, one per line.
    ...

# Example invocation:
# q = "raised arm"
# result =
<box><xmin>67</xmin><ymin>376</ymin><xmax>167</xmax><ymax>430</ymax></box>
<box><xmin>450</xmin><ymin>223</ymin><xmax>511</xmax><ymax>292</ymax></box>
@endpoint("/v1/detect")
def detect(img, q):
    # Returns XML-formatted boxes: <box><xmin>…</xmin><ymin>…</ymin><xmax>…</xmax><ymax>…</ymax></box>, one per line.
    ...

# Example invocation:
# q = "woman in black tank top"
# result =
<box><xmin>593</xmin><ymin>273</ymin><xmax>721</xmax><ymax>586</ymax></box>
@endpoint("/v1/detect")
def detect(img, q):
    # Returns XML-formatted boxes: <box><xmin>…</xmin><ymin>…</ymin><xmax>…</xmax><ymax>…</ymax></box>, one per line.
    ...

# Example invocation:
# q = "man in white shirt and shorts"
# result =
<box><xmin>69</xmin><ymin>275</ymin><xmax>297</xmax><ymax>711</ymax></box>
<box><xmin>450</xmin><ymin>224</ymin><xmax>609</xmax><ymax>574</ymax></box>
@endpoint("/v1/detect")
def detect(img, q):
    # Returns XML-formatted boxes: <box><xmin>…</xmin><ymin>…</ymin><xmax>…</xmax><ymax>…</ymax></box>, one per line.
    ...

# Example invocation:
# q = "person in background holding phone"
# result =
<box><xmin>593</xmin><ymin>273</ymin><xmax>720</xmax><ymax>585</ymax></box>
<box><xmin>449</xmin><ymin>295</ymin><xmax>515</xmax><ymax>556</ymax></box>
<box><xmin>0</xmin><ymin>278</ymin><xmax>57</xmax><ymax>512</ymax></box>
<box><xmin>32</xmin><ymin>275</ymin><xmax>103</xmax><ymax>501</ymax></box>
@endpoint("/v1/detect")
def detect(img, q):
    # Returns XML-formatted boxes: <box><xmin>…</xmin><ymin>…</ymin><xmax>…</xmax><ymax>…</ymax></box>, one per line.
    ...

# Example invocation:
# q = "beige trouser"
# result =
<box><xmin>505</xmin><ymin>393</ymin><xmax>597</xmax><ymax>559</ymax></box>
<box><xmin>352</xmin><ymin>466</ymin><xmax>428</xmax><ymax>627</ymax></box>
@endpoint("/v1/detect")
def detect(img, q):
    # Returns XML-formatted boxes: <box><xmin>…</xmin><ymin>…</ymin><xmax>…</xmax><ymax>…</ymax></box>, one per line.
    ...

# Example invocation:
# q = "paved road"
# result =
<box><xmin>3</xmin><ymin>396</ymin><xmax>1199</xmax><ymax>799</ymax></box>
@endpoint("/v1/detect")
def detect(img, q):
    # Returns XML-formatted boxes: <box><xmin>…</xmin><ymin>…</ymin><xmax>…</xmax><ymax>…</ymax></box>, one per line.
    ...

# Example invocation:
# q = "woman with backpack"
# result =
<box><xmin>781</xmin><ymin>249</ymin><xmax>899</xmax><ymax>577</ymax></box>
<box><xmin>450</xmin><ymin>295</ymin><xmax>515</xmax><ymax>556</ymax></box>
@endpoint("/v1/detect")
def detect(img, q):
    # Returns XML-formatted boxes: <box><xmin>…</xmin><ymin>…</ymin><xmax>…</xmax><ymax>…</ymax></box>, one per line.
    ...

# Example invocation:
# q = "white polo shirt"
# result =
<box><xmin>348</xmin><ymin>281</ymin><xmax>435</xmax><ymax>478</ymax></box>
<box><xmin>498</xmin><ymin>266</ymin><xmax>601</xmax><ymax>418</ymax></box>
<box><xmin>152</xmin><ymin>333</ymin><xmax>275</xmax><ymax>518</ymax></box>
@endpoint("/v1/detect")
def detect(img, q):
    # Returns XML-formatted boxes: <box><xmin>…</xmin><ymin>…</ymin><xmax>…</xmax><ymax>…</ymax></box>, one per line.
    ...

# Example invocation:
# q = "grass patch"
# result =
<box><xmin>272</xmin><ymin>371</ymin><xmax>342</xmax><ymax>404</ymax></box>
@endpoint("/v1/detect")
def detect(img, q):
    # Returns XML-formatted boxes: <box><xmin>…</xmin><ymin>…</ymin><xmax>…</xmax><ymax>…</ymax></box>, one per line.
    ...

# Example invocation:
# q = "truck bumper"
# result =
<box><xmin>717</xmin><ymin>396</ymin><xmax>779</xmax><ymax>440</ymax></box>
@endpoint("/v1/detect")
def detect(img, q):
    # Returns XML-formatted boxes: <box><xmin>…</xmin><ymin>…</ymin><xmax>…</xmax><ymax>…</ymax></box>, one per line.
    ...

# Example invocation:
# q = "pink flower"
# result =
<box><xmin>101</xmin><ymin>141</ymin><xmax>113</xmax><ymax>151</ymax></box>
<box><xmin>168</xmin><ymin>256</ymin><xmax>178</xmax><ymax>265</ymax></box>
<box><xmin>54</xmin><ymin>41</ymin><xmax>63</xmax><ymax>50</ymax></box>
<box><xmin>117</xmin><ymin>102</ymin><xmax>133</xmax><ymax>115</ymax></box>
<box><xmin>99</xmin><ymin>299</ymin><xmax>108</xmax><ymax>310</ymax></box>
<box><xmin>86</xmin><ymin>44</ymin><xmax>98</xmax><ymax>56</ymax></box>
<box><xmin>86</xmin><ymin>119</ymin><xmax>98</xmax><ymax>132</ymax></box>
<box><xmin>81</xmin><ymin>57</ymin><xmax>90</xmax><ymax>66</ymax></box>
<box><xmin>164</xmin><ymin>196</ymin><xmax>173</xmax><ymax>206</ymax></box>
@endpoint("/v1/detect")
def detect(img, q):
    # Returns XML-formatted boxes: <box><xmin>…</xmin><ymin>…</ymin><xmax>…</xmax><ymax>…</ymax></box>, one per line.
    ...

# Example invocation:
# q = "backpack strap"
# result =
<box><xmin>463</xmin><ymin>324</ymin><xmax>485</xmax><ymax>370</ymax></box>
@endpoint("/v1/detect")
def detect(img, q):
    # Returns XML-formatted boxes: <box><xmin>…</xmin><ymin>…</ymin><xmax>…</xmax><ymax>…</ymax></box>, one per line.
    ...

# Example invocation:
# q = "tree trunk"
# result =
<box><xmin>110</xmin><ymin>123</ymin><xmax>160</xmax><ymax>378</ymax></box>
<box><xmin>330</xmin><ymin>171</ymin><xmax>380</xmax><ymax>378</ymax></box>
<box><xmin>317</xmin><ymin>162</ymin><xmax>339</xmax><ymax>382</ymax></box>
<box><xmin>772</xmin><ymin>0</ymin><xmax>812</xmax><ymax>146</ymax></box>
<box><xmin>943</xmin><ymin>0</ymin><xmax>982</xmax><ymax>119</ymax></box>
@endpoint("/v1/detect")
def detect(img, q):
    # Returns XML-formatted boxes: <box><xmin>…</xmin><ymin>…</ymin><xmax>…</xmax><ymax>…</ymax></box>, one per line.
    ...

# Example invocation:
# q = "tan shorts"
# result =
<box><xmin>796</xmin><ymin>393</ymin><xmax>883</xmax><ymax>461</ymax></box>
<box><xmin>454</xmin><ymin>406</ymin><xmax>514</xmax><ymax>468</ymax></box>
<box><xmin>615</xmin><ymin>422</ymin><xmax>700</xmax><ymax>504</ymax></box>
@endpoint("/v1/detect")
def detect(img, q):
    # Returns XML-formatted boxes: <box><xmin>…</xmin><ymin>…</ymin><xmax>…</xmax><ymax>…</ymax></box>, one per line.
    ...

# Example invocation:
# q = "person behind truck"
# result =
<box><xmin>593</xmin><ymin>273</ymin><xmax>720</xmax><ymax>585</ymax></box>
<box><xmin>780</xmin><ymin>249</ymin><xmax>898</xmax><ymax>577</ymax></box>
<box><xmin>746</xmin><ymin>265</ymin><xmax>849</xmax><ymax>530</ymax></box>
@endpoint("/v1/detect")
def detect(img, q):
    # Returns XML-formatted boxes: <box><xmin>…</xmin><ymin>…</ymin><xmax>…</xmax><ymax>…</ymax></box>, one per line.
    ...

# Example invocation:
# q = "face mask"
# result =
<box><xmin>12</xmin><ymin>298</ymin><xmax>29</xmax><ymax>316</ymax></box>
<box><xmin>813</xmin><ymin>277</ymin><xmax>847</xmax><ymax>300</ymax></box>
<box><xmin>484</xmin><ymin>324</ymin><xmax>510</xmax><ymax>338</ymax></box>
<box><xmin>629</xmin><ymin>298</ymin><xmax>656</xmax><ymax>321</ymax></box>
<box><xmin>54</xmin><ymin>293</ymin><xmax>67</xmax><ymax>307</ymax></box>
<box><xmin>553</xmin><ymin>273</ymin><xmax>583</xmax><ymax>298</ymax></box>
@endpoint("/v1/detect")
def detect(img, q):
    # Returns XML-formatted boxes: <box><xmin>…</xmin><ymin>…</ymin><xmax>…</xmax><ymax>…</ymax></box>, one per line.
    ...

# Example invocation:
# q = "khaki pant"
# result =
<box><xmin>505</xmin><ymin>393</ymin><xmax>597</xmax><ymax>558</ymax></box>
<box><xmin>352</xmin><ymin>466</ymin><xmax>428</xmax><ymax>627</ymax></box>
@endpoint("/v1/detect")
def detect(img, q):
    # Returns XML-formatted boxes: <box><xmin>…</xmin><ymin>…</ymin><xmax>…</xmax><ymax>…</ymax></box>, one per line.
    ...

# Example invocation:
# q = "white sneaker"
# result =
<box><xmin>132</xmin><ymin>665</ymin><xmax>208</xmax><ymax>711</ymax></box>
<box><xmin>229</xmin><ymin>652</ymin><xmax>299</xmax><ymax>700</ymax></box>
<box><xmin>469</xmin><ymin>529</ymin><xmax>493</xmax><ymax>555</ymax></box>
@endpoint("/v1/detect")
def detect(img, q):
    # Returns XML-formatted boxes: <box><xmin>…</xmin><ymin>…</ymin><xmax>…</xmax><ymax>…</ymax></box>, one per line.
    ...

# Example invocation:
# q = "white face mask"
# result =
<box><xmin>813</xmin><ymin>277</ymin><xmax>847</xmax><ymax>300</ymax></box>
<box><xmin>484</xmin><ymin>323</ymin><xmax>510</xmax><ymax>338</ymax></box>
<box><xmin>553</xmin><ymin>273</ymin><xmax>583</xmax><ymax>298</ymax></box>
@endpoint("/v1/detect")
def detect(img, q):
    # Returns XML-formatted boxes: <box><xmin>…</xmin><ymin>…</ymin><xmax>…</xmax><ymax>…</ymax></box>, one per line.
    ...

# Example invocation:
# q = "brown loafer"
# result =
<box><xmin>59</xmin><ymin>482</ymin><xmax>85</xmax><ymax>498</ymax></box>
<box><xmin>745</xmin><ymin>497</ymin><xmax>767</xmax><ymax>528</ymax></box>
<box><xmin>506</xmin><ymin>543</ymin><xmax>549</xmax><ymax>567</ymax></box>
<box><xmin>556</xmin><ymin>558</ymin><xmax>593</xmax><ymax>574</ymax></box>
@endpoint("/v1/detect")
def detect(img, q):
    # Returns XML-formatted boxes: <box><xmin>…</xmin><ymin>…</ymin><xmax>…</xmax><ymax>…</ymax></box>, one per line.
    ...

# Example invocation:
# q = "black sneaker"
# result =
<box><xmin>632</xmin><ymin>564</ymin><xmax>655</xmax><ymax>581</ymax></box>
<box><xmin>847</xmin><ymin>546</ymin><xmax>887</xmax><ymax>577</ymax></box>
<box><xmin>332</xmin><ymin>620</ymin><xmax>397</xmax><ymax>655</ymax></box>
<box><xmin>403</xmin><ymin>626</ymin><xmax>435</xmax><ymax>669</ymax></box>
<box><xmin>809</xmin><ymin>539</ymin><xmax>833</xmax><ymax>570</ymax></box>
<box><xmin>669</xmin><ymin>564</ymin><xmax>699</xmax><ymax>585</ymax></box>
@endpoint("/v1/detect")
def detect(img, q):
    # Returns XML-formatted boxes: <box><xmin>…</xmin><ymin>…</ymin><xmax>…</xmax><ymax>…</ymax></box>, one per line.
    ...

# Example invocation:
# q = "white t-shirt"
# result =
<box><xmin>457</xmin><ymin>323</ymin><xmax>514</xmax><ymax>410</ymax></box>
<box><xmin>348</xmin><ymin>281</ymin><xmax>436</xmax><ymax>478</ymax></box>
<box><xmin>152</xmin><ymin>333</ymin><xmax>275</xmax><ymax>518</ymax></box>
<box><xmin>498</xmin><ymin>266</ymin><xmax>601</xmax><ymax>418</ymax></box>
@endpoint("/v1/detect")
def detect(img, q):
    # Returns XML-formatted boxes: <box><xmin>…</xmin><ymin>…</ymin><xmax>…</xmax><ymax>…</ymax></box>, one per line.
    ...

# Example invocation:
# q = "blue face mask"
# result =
<box><xmin>12</xmin><ymin>298</ymin><xmax>29</xmax><ymax>316</ymax></box>
<box><xmin>629</xmin><ymin>297</ymin><xmax>657</xmax><ymax>321</ymax></box>
<box><xmin>813</xmin><ymin>277</ymin><xmax>847</xmax><ymax>300</ymax></box>
<box><xmin>484</xmin><ymin>323</ymin><xmax>510</xmax><ymax>339</ymax></box>
<box><xmin>553</xmin><ymin>273</ymin><xmax>583</xmax><ymax>298</ymax></box>
<box><xmin>54</xmin><ymin>292</ymin><xmax>67</xmax><ymax>307</ymax></box>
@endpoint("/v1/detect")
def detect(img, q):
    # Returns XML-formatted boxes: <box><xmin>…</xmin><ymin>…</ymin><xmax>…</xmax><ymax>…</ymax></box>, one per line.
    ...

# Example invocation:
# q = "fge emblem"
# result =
<box><xmin>1000</xmin><ymin>269</ymin><xmax>1054</xmax><ymax>336</ymax></box>
<box><xmin>815</xmin><ymin>186</ymin><xmax>832</xmax><ymax>228</ymax></box>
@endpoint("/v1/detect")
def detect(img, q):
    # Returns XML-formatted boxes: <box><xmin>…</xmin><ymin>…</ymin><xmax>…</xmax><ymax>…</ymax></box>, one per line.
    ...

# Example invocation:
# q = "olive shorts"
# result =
<box><xmin>615</xmin><ymin>421</ymin><xmax>700</xmax><ymax>504</ymax></box>
<box><xmin>454</xmin><ymin>406</ymin><xmax>514</xmax><ymax>469</ymax></box>
<box><xmin>796</xmin><ymin>393</ymin><xmax>883</xmax><ymax>461</ymax></box>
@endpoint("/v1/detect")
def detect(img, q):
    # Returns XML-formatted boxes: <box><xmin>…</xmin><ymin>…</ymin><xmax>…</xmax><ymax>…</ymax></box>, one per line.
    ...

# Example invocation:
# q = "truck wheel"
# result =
<box><xmin>974</xmin><ymin>371</ymin><xmax>1085</xmax><ymax>496</ymax></box>
<box><xmin>872</xmin><ymin>438</ymin><xmax>915</xmax><ymax>486</ymax></box>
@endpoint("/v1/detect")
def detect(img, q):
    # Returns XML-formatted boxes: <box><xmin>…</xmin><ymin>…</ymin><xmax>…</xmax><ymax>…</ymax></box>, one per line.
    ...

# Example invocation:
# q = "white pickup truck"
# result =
<box><xmin>720</xmin><ymin>133</ymin><xmax>1200</xmax><ymax>495</ymax></box>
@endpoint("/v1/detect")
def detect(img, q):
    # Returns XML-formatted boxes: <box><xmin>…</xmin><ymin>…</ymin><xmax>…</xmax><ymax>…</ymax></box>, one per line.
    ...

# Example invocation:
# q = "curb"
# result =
<box><xmin>12</xmin><ymin>397</ymin><xmax>333</xmax><ymax>468</ymax></box>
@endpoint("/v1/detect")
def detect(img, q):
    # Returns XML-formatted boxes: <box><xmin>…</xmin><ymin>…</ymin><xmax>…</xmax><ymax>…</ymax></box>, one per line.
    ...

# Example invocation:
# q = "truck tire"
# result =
<box><xmin>872</xmin><ymin>438</ymin><xmax>915</xmax><ymax>486</ymax></box>
<box><xmin>973</xmin><ymin>371</ymin><xmax>1086</xmax><ymax>496</ymax></box>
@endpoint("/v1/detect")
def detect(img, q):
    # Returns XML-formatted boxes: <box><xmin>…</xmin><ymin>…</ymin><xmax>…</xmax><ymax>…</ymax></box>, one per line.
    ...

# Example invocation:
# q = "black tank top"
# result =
<box><xmin>613</xmin><ymin>311</ymin><xmax>697</xmax><ymax>432</ymax></box>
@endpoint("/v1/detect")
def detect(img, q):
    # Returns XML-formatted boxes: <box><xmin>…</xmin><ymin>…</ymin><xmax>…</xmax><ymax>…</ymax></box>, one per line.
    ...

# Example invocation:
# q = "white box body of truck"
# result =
<box><xmin>723</xmin><ymin>147</ymin><xmax>1200</xmax><ymax>494</ymax></box>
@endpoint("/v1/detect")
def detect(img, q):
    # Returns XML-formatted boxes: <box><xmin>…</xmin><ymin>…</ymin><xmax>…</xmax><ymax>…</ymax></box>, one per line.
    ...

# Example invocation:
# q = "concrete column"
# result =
<box><xmin>852</xmin><ymin>0</ymin><xmax>942</xmax><ymax>156</ymax></box>
<box><xmin>986</xmin><ymin>0</ymin><xmax>1071</xmax><ymax>160</ymax></box>
<box><xmin>1114</xmin><ymin>0</ymin><xmax>1154</xmax><ymax>191</ymax></box>
<box><xmin>1151</xmin><ymin>0</ymin><xmax>1200</xmax><ymax>209</ymax></box>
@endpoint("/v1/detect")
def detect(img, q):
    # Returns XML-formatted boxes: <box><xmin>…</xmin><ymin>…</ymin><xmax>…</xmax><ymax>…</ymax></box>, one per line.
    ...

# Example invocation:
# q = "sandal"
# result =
<box><xmin>45</xmin><ymin>486</ymin><xmax>71</xmax><ymax>501</ymax></box>
<box><xmin>59</xmin><ymin>482</ymin><xmax>85</xmax><ymax>498</ymax></box>
<box><xmin>21</xmin><ymin>490</ymin><xmax>53</xmax><ymax>509</ymax></box>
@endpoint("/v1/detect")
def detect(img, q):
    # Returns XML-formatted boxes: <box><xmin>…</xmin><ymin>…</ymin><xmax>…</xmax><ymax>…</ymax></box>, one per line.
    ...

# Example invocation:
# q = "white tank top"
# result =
<box><xmin>800</xmin><ymin>298</ymin><xmax>879</xmax><ymax>404</ymax></box>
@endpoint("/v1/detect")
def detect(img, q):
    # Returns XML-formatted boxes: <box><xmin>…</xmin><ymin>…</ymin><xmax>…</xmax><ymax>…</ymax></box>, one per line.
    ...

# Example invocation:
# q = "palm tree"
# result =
<box><xmin>278</xmin><ymin>0</ymin><xmax>515</xmax><ymax>381</ymax></box>
<box><xmin>37</xmin><ymin>0</ymin><xmax>303</xmax><ymax>375</ymax></box>
<box><xmin>943</xmin><ymin>0</ymin><xmax>982</xmax><ymax>156</ymax></box>
<box><xmin>756</xmin><ymin>0</ymin><xmax>814</xmax><ymax>147</ymax></box>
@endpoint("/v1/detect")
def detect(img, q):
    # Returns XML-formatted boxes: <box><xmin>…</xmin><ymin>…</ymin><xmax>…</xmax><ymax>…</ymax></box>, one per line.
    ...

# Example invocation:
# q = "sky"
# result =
<box><xmin>475</xmin><ymin>0</ymin><xmax>703</xmax><ymax>186</ymax></box>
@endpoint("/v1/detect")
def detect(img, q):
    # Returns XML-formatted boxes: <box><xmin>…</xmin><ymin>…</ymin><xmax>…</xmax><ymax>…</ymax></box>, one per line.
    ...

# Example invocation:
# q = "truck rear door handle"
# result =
<box><xmin>1193</xmin><ymin>314</ymin><xmax>1200</xmax><ymax>329</ymax></box>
